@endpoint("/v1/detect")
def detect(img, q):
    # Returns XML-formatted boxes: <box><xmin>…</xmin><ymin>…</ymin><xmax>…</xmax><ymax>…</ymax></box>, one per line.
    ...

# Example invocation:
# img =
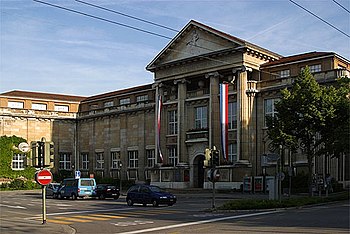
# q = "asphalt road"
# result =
<box><xmin>0</xmin><ymin>190</ymin><xmax>349</xmax><ymax>233</ymax></box>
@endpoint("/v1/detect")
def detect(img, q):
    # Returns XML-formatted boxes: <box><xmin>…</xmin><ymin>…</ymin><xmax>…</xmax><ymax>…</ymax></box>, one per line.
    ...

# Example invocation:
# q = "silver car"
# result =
<box><xmin>45</xmin><ymin>183</ymin><xmax>60</xmax><ymax>198</ymax></box>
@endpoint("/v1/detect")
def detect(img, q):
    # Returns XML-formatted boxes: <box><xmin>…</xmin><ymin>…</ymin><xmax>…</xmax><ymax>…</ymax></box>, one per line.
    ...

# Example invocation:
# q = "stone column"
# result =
<box><xmin>175</xmin><ymin>79</ymin><xmax>187</xmax><ymax>163</ymax></box>
<box><xmin>235</xmin><ymin>66</ymin><xmax>252</xmax><ymax>163</ymax></box>
<box><xmin>205</xmin><ymin>72</ymin><xmax>221</xmax><ymax>150</ymax></box>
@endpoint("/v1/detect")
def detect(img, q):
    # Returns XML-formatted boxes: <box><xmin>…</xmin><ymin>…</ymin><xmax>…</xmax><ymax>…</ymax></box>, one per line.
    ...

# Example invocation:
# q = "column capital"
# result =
<box><xmin>173</xmin><ymin>79</ymin><xmax>189</xmax><ymax>85</ymax></box>
<box><xmin>205</xmin><ymin>71</ymin><xmax>222</xmax><ymax>79</ymax></box>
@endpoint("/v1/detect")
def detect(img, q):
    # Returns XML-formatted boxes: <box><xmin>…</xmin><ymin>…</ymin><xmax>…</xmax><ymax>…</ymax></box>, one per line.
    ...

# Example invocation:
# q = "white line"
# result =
<box><xmin>118</xmin><ymin>210</ymin><xmax>280</xmax><ymax>234</ymax></box>
<box><xmin>25</xmin><ymin>207</ymin><xmax>136</xmax><ymax>219</ymax></box>
<box><xmin>0</xmin><ymin>204</ymin><xmax>27</xmax><ymax>209</ymax></box>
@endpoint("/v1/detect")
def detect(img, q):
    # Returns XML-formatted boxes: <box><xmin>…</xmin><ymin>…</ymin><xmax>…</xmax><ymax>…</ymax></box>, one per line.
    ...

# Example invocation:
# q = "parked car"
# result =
<box><xmin>45</xmin><ymin>183</ymin><xmax>60</xmax><ymax>198</ymax></box>
<box><xmin>57</xmin><ymin>178</ymin><xmax>96</xmax><ymax>199</ymax></box>
<box><xmin>94</xmin><ymin>184</ymin><xmax>120</xmax><ymax>200</ymax></box>
<box><xmin>126</xmin><ymin>184</ymin><xmax>176</xmax><ymax>207</ymax></box>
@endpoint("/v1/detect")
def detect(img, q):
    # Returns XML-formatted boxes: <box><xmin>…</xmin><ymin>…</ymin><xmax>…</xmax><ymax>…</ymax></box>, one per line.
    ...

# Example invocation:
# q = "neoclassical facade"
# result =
<box><xmin>1</xmin><ymin>20</ymin><xmax>349</xmax><ymax>188</ymax></box>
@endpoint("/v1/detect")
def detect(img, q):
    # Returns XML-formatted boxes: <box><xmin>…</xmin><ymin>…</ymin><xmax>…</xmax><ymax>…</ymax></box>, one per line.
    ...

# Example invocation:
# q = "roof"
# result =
<box><xmin>146</xmin><ymin>20</ymin><xmax>282</xmax><ymax>71</ymax></box>
<box><xmin>261</xmin><ymin>51</ymin><xmax>335</xmax><ymax>68</ymax></box>
<box><xmin>82</xmin><ymin>83</ymin><xmax>153</xmax><ymax>102</ymax></box>
<box><xmin>0</xmin><ymin>90</ymin><xmax>86</xmax><ymax>102</ymax></box>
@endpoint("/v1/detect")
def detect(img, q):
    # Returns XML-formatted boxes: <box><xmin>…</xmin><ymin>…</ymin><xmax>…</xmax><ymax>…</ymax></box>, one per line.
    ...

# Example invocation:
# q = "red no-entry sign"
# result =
<box><xmin>35</xmin><ymin>169</ymin><xmax>53</xmax><ymax>186</ymax></box>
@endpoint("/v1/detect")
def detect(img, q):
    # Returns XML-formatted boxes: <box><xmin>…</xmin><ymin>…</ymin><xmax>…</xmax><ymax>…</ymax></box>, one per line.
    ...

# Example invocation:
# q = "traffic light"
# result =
<box><xmin>212</xmin><ymin>149</ymin><xmax>220</xmax><ymax>166</ymax></box>
<box><xmin>31</xmin><ymin>141</ymin><xmax>45</xmax><ymax>168</ymax></box>
<box><xmin>44</xmin><ymin>141</ymin><xmax>54</xmax><ymax>168</ymax></box>
<box><xmin>204</xmin><ymin>148</ymin><xmax>212</xmax><ymax>167</ymax></box>
<box><xmin>31</xmin><ymin>141</ymin><xmax>38</xmax><ymax>167</ymax></box>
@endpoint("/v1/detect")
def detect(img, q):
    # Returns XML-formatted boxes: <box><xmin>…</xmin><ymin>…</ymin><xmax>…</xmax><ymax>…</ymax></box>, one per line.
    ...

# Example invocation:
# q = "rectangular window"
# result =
<box><xmin>111</xmin><ymin>151</ymin><xmax>121</xmax><ymax>169</ymax></box>
<box><xmin>12</xmin><ymin>154</ymin><xmax>25</xmax><ymax>170</ymax></box>
<box><xmin>136</xmin><ymin>95</ymin><xmax>148</xmax><ymax>103</ymax></box>
<box><xmin>279</xmin><ymin>69</ymin><xmax>290</xmax><ymax>78</ymax></box>
<box><xmin>8</xmin><ymin>101</ymin><xmax>24</xmax><ymax>109</ymax></box>
<box><xmin>195</xmin><ymin>106</ymin><xmax>208</xmax><ymax>129</ymax></box>
<box><xmin>32</xmin><ymin>103</ymin><xmax>47</xmax><ymax>110</ymax></box>
<box><xmin>120</xmin><ymin>98</ymin><xmax>130</xmax><ymax>105</ymax></box>
<box><xmin>309</xmin><ymin>64</ymin><xmax>321</xmax><ymax>73</ymax></box>
<box><xmin>81</xmin><ymin>153</ymin><xmax>89</xmax><ymax>170</ymax></box>
<box><xmin>90</xmin><ymin>104</ymin><xmax>99</xmax><ymax>109</ymax></box>
<box><xmin>59</xmin><ymin>153</ymin><xmax>71</xmax><ymax>170</ymax></box>
<box><xmin>168</xmin><ymin>146</ymin><xmax>178</xmax><ymax>167</ymax></box>
<box><xmin>128</xmin><ymin>151</ymin><xmax>138</xmax><ymax>168</ymax></box>
<box><xmin>146</xmin><ymin>149</ymin><xmax>155</xmax><ymax>167</ymax></box>
<box><xmin>54</xmin><ymin>105</ymin><xmax>69</xmax><ymax>112</ymax></box>
<box><xmin>104</xmin><ymin>101</ymin><xmax>114</xmax><ymax>108</ymax></box>
<box><xmin>96</xmin><ymin>152</ymin><xmax>104</xmax><ymax>169</ymax></box>
<box><xmin>264</xmin><ymin>98</ymin><xmax>279</xmax><ymax>127</ymax></box>
<box><xmin>228</xmin><ymin>143</ymin><xmax>238</xmax><ymax>162</ymax></box>
<box><xmin>228</xmin><ymin>102</ymin><xmax>237</xmax><ymax>130</ymax></box>
<box><xmin>168</xmin><ymin>110</ymin><xmax>178</xmax><ymax>135</ymax></box>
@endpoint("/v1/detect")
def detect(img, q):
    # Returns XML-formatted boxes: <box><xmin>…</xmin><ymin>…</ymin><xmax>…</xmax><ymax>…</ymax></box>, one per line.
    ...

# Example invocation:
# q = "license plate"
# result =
<box><xmin>112</xmin><ymin>194</ymin><xmax>117</xmax><ymax>196</ymax></box>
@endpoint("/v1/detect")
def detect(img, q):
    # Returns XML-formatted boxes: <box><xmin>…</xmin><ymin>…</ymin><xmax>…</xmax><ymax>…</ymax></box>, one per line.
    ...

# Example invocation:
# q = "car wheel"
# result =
<box><xmin>168</xmin><ymin>203</ymin><xmax>174</xmax><ymax>206</ymax></box>
<box><xmin>152</xmin><ymin>200</ymin><xmax>159</xmax><ymax>207</ymax></box>
<box><xmin>127</xmin><ymin>198</ymin><xmax>133</xmax><ymax>206</ymax></box>
<box><xmin>53</xmin><ymin>194</ymin><xmax>57</xmax><ymax>199</ymax></box>
<box><xmin>58</xmin><ymin>193</ymin><xmax>63</xmax><ymax>199</ymax></box>
<box><xmin>143</xmin><ymin>203</ymin><xmax>147</xmax><ymax>207</ymax></box>
<box><xmin>113</xmin><ymin>195</ymin><xmax>119</xmax><ymax>200</ymax></box>
<box><xmin>99</xmin><ymin>194</ymin><xmax>105</xmax><ymax>200</ymax></box>
<box><xmin>71</xmin><ymin>193</ymin><xmax>77</xmax><ymax>200</ymax></box>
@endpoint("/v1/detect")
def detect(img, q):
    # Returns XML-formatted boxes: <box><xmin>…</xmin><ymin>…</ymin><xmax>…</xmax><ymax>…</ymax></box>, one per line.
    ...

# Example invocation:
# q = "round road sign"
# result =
<box><xmin>35</xmin><ymin>169</ymin><xmax>53</xmax><ymax>186</ymax></box>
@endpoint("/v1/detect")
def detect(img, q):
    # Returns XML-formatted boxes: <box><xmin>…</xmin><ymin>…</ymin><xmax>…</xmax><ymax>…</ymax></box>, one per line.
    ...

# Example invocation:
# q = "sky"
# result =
<box><xmin>1</xmin><ymin>0</ymin><xmax>349</xmax><ymax>97</ymax></box>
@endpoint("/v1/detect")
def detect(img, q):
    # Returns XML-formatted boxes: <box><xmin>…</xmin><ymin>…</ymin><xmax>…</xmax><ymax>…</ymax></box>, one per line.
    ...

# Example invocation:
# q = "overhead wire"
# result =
<box><xmin>288</xmin><ymin>0</ymin><xmax>350</xmax><ymax>38</ymax></box>
<box><xmin>332</xmin><ymin>0</ymin><xmax>350</xmax><ymax>14</ymax></box>
<box><xmin>33</xmin><ymin>0</ymin><xmax>173</xmax><ymax>40</ymax></box>
<box><xmin>75</xmin><ymin>0</ymin><xmax>179</xmax><ymax>32</ymax></box>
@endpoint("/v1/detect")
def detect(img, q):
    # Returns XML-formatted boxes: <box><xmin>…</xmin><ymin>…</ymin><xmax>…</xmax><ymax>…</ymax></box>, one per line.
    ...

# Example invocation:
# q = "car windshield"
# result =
<box><xmin>81</xmin><ymin>180</ymin><xmax>94</xmax><ymax>186</ymax></box>
<box><xmin>53</xmin><ymin>184</ymin><xmax>60</xmax><ymax>189</ymax></box>
<box><xmin>149</xmin><ymin>186</ymin><xmax>163</xmax><ymax>193</ymax></box>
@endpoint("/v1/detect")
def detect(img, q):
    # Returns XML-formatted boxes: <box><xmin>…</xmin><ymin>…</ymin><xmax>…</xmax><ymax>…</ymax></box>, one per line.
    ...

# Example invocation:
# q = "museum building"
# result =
<box><xmin>1</xmin><ymin>20</ymin><xmax>349</xmax><ymax>189</ymax></box>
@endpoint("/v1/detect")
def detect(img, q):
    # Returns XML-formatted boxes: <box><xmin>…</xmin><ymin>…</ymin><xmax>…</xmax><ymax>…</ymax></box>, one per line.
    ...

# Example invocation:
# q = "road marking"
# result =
<box><xmin>118</xmin><ymin>210</ymin><xmax>280</xmax><ymax>234</ymax></box>
<box><xmin>53</xmin><ymin>217</ymin><xmax>92</xmax><ymax>223</ymax></box>
<box><xmin>0</xmin><ymin>204</ymin><xmax>26</xmax><ymax>209</ymax></box>
<box><xmin>56</xmin><ymin>204</ymin><xmax>72</xmax><ymax>207</ymax></box>
<box><xmin>91</xmin><ymin>214</ymin><xmax>124</xmax><ymax>219</ymax></box>
<box><xmin>112</xmin><ymin>221</ymin><xmax>154</xmax><ymax>227</ymax></box>
<box><xmin>25</xmin><ymin>207</ymin><xmax>135</xmax><ymax>219</ymax></box>
<box><xmin>73</xmin><ymin>215</ymin><xmax>109</xmax><ymax>221</ymax></box>
<box><xmin>47</xmin><ymin>219</ymin><xmax>72</xmax><ymax>225</ymax></box>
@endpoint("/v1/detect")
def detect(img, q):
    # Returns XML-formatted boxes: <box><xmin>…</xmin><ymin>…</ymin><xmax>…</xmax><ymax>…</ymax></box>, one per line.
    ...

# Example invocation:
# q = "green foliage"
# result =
<box><xmin>0</xmin><ymin>179</ymin><xmax>41</xmax><ymax>191</ymax></box>
<box><xmin>0</xmin><ymin>135</ymin><xmax>36</xmax><ymax>180</ymax></box>
<box><xmin>218</xmin><ymin>192</ymin><xmax>349</xmax><ymax>210</ymax></box>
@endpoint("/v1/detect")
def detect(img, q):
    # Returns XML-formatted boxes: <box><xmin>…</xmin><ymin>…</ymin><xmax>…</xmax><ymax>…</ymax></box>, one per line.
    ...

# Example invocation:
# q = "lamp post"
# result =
<box><xmin>119</xmin><ymin>161</ymin><xmax>123</xmax><ymax>194</ymax></box>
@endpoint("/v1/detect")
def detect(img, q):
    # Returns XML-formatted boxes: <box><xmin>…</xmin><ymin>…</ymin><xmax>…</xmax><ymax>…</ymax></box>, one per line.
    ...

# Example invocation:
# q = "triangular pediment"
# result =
<box><xmin>147</xmin><ymin>20</ymin><xmax>246</xmax><ymax>71</ymax></box>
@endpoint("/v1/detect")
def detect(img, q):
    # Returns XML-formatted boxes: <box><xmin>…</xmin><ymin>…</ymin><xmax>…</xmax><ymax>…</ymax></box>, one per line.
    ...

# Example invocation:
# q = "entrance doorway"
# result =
<box><xmin>193</xmin><ymin>155</ymin><xmax>205</xmax><ymax>188</ymax></box>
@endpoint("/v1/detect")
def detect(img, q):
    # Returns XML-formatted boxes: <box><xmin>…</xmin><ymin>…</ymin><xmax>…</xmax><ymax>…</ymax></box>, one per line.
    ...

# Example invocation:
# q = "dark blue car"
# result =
<box><xmin>126</xmin><ymin>184</ymin><xmax>176</xmax><ymax>207</ymax></box>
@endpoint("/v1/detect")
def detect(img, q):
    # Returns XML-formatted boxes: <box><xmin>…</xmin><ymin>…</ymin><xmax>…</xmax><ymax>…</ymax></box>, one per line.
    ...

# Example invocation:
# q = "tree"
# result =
<box><xmin>266</xmin><ymin>67</ymin><xmax>338</xmax><ymax>196</ymax></box>
<box><xmin>318</xmin><ymin>77</ymin><xmax>350</xmax><ymax>159</ymax></box>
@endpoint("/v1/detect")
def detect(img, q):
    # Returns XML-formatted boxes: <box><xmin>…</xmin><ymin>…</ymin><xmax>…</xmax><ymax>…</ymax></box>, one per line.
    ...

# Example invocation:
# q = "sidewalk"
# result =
<box><xmin>0</xmin><ymin>217</ymin><xmax>75</xmax><ymax>234</ymax></box>
<box><xmin>166</xmin><ymin>188</ymin><xmax>270</xmax><ymax>200</ymax></box>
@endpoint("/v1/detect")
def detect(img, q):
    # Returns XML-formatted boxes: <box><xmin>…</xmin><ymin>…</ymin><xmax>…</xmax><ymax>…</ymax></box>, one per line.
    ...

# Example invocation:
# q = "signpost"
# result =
<box><xmin>35</xmin><ymin>169</ymin><xmax>53</xmax><ymax>224</ymax></box>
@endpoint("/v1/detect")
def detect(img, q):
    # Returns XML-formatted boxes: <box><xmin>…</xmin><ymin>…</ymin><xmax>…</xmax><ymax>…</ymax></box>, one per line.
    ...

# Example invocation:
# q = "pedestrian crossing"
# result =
<box><xmin>32</xmin><ymin>209</ymin><xmax>183</xmax><ymax>224</ymax></box>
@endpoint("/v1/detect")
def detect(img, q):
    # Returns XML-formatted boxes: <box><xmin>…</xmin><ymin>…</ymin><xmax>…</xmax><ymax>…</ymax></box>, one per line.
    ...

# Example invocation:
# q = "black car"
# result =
<box><xmin>94</xmin><ymin>184</ymin><xmax>120</xmax><ymax>199</ymax></box>
<box><xmin>126</xmin><ymin>184</ymin><xmax>176</xmax><ymax>207</ymax></box>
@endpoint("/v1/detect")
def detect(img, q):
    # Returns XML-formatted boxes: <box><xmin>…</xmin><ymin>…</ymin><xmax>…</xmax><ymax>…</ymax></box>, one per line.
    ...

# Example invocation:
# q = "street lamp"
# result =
<box><xmin>119</xmin><ymin>161</ymin><xmax>123</xmax><ymax>194</ymax></box>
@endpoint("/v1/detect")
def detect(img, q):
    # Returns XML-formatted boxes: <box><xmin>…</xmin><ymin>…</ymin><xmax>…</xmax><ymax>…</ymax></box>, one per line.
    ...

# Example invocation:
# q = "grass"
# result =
<box><xmin>218</xmin><ymin>191</ymin><xmax>349</xmax><ymax>210</ymax></box>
